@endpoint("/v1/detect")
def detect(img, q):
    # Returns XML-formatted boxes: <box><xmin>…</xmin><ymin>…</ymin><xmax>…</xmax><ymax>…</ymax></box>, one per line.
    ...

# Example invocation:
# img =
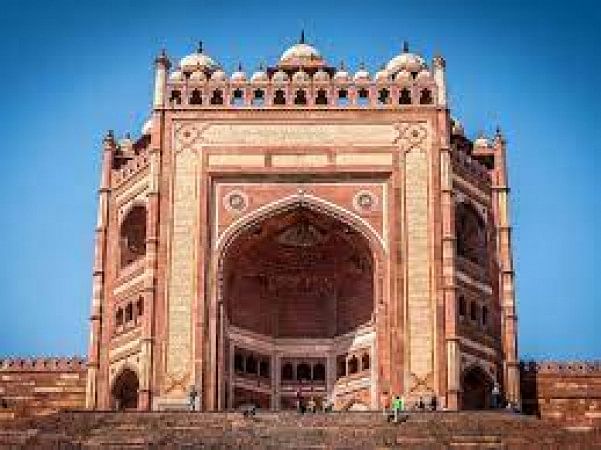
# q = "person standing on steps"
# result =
<box><xmin>491</xmin><ymin>381</ymin><xmax>501</xmax><ymax>409</ymax></box>
<box><xmin>392</xmin><ymin>395</ymin><xmax>403</xmax><ymax>423</ymax></box>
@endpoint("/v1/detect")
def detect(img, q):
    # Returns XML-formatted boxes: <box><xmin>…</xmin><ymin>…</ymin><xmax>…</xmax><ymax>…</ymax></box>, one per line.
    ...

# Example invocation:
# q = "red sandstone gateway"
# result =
<box><xmin>84</xmin><ymin>35</ymin><xmax>520</xmax><ymax>413</ymax></box>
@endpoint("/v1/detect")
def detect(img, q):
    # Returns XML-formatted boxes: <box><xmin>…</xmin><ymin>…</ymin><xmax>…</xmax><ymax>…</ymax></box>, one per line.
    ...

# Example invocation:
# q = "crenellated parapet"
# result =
<box><xmin>0</xmin><ymin>356</ymin><xmax>86</xmax><ymax>372</ymax></box>
<box><xmin>156</xmin><ymin>37</ymin><xmax>444</xmax><ymax>109</ymax></box>
<box><xmin>521</xmin><ymin>360</ymin><xmax>601</xmax><ymax>375</ymax></box>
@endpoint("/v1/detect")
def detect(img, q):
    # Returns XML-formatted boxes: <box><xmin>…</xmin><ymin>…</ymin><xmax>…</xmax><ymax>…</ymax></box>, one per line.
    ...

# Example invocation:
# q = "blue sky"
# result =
<box><xmin>0</xmin><ymin>0</ymin><xmax>599</xmax><ymax>359</ymax></box>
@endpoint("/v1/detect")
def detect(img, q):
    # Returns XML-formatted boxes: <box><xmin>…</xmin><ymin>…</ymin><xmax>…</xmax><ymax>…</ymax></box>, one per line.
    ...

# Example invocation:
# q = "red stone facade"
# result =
<box><xmin>521</xmin><ymin>361</ymin><xmax>601</xmax><ymax>426</ymax></box>
<box><xmin>82</xmin><ymin>37</ymin><xmax>523</xmax><ymax>412</ymax></box>
<box><xmin>0</xmin><ymin>358</ymin><xmax>86</xmax><ymax>418</ymax></box>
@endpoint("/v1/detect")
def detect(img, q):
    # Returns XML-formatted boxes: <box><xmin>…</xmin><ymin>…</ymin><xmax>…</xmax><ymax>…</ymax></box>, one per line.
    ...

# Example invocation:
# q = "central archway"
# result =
<box><xmin>215</xmin><ymin>197</ymin><xmax>383</xmax><ymax>410</ymax></box>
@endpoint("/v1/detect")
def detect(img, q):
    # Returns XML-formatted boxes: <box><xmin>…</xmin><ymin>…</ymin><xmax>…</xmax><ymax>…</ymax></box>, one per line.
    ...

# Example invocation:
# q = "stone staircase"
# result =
<box><xmin>0</xmin><ymin>411</ymin><xmax>600</xmax><ymax>449</ymax></box>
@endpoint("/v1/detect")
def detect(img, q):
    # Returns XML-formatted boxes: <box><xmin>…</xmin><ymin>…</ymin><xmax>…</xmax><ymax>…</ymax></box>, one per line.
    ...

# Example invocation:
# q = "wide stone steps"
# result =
<box><xmin>0</xmin><ymin>411</ymin><xmax>600</xmax><ymax>449</ymax></box>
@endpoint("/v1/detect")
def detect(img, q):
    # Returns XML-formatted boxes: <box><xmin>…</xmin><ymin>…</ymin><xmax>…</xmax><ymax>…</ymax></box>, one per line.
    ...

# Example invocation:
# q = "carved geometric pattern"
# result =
<box><xmin>404</xmin><ymin>123</ymin><xmax>434</xmax><ymax>393</ymax></box>
<box><xmin>223</xmin><ymin>190</ymin><xmax>248</xmax><ymax>214</ymax></box>
<box><xmin>395</xmin><ymin>122</ymin><xmax>428</xmax><ymax>152</ymax></box>
<box><xmin>165</xmin><ymin>130</ymin><xmax>198</xmax><ymax>392</ymax></box>
<box><xmin>353</xmin><ymin>190</ymin><xmax>378</xmax><ymax>213</ymax></box>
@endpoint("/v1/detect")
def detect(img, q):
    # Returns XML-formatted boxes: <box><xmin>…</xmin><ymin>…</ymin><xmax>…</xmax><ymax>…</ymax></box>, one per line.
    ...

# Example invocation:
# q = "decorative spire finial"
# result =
<box><xmin>403</xmin><ymin>41</ymin><xmax>409</xmax><ymax>53</ymax></box>
<box><xmin>339</xmin><ymin>60</ymin><xmax>346</xmax><ymax>70</ymax></box>
<box><xmin>359</xmin><ymin>62</ymin><xmax>366</xmax><ymax>70</ymax></box>
<box><xmin>238</xmin><ymin>61</ymin><xmax>242</xmax><ymax>71</ymax></box>
<box><xmin>300</xmin><ymin>29</ymin><xmax>305</xmax><ymax>44</ymax></box>
<box><xmin>197</xmin><ymin>41</ymin><xmax>203</xmax><ymax>53</ymax></box>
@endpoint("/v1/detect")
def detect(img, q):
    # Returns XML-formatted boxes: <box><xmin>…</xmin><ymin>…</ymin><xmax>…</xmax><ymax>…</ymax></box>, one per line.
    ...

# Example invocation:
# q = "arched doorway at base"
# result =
<box><xmin>111</xmin><ymin>368</ymin><xmax>139</xmax><ymax>411</ymax></box>
<box><xmin>461</xmin><ymin>365</ymin><xmax>494</xmax><ymax>410</ymax></box>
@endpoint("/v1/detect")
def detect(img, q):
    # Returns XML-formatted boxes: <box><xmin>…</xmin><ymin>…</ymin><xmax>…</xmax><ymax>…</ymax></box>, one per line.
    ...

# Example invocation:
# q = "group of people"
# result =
<box><xmin>295</xmin><ymin>388</ymin><xmax>333</xmax><ymax>414</ymax></box>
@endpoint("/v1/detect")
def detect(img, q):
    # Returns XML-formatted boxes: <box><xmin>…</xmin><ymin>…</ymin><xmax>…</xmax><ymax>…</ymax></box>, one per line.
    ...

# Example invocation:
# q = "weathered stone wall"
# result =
<box><xmin>521</xmin><ymin>361</ymin><xmax>601</xmax><ymax>426</ymax></box>
<box><xmin>0</xmin><ymin>357</ymin><xmax>86</xmax><ymax>418</ymax></box>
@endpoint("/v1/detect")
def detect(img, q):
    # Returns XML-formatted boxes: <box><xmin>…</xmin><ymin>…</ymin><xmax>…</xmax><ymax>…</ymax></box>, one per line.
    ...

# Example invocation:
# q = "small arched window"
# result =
<box><xmin>313</xmin><ymin>363</ymin><xmax>325</xmax><ymax>381</ymax></box>
<box><xmin>297</xmin><ymin>363</ymin><xmax>311</xmax><ymax>381</ymax></box>
<box><xmin>459</xmin><ymin>296</ymin><xmax>467</xmax><ymax>318</ymax></box>
<box><xmin>294</xmin><ymin>90</ymin><xmax>307</xmax><ymax>105</ymax></box>
<box><xmin>399</xmin><ymin>88</ymin><xmax>412</xmax><ymax>105</ymax></box>
<box><xmin>482</xmin><ymin>305</ymin><xmax>489</xmax><ymax>327</ymax></box>
<box><xmin>136</xmin><ymin>297</ymin><xmax>144</xmax><ymax>318</ymax></box>
<box><xmin>189</xmin><ymin>89</ymin><xmax>202</xmax><ymax>105</ymax></box>
<box><xmin>337</xmin><ymin>89</ymin><xmax>349</xmax><ymax>106</ymax></box>
<box><xmin>169</xmin><ymin>90</ymin><xmax>182</xmax><ymax>105</ymax></box>
<box><xmin>348</xmin><ymin>355</ymin><xmax>359</xmax><ymax>374</ymax></box>
<box><xmin>234</xmin><ymin>353</ymin><xmax>244</xmax><ymax>373</ymax></box>
<box><xmin>116</xmin><ymin>308</ymin><xmax>124</xmax><ymax>327</ymax></box>
<box><xmin>361</xmin><ymin>353</ymin><xmax>370</xmax><ymax>371</ymax></box>
<box><xmin>419</xmin><ymin>88</ymin><xmax>433</xmax><ymax>105</ymax></box>
<box><xmin>251</xmin><ymin>89</ymin><xmax>264</xmax><ymax>106</ymax></box>
<box><xmin>273</xmin><ymin>89</ymin><xmax>286</xmax><ymax>105</ymax></box>
<box><xmin>377</xmin><ymin>88</ymin><xmax>390</xmax><ymax>105</ymax></box>
<box><xmin>357</xmin><ymin>88</ymin><xmax>369</xmax><ymax>107</ymax></box>
<box><xmin>246</xmin><ymin>355</ymin><xmax>257</xmax><ymax>374</ymax></box>
<box><xmin>315</xmin><ymin>89</ymin><xmax>328</xmax><ymax>105</ymax></box>
<box><xmin>210</xmin><ymin>89</ymin><xmax>224</xmax><ymax>105</ymax></box>
<box><xmin>231</xmin><ymin>89</ymin><xmax>244</xmax><ymax>106</ymax></box>
<box><xmin>125</xmin><ymin>303</ymin><xmax>133</xmax><ymax>323</ymax></box>
<box><xmin>337</xmin><ymin>356</ymin><xmax>346</xmax><ymax>378</ymax></box>
<box><xmin>282</xmin><ymin>363</ymin><xmax>293</xmax><ymax>380</ymax></box>
<box><xmin>470</xmin><ymin>301</ymin><xmax>479</xmax><ymax>322</ymax></box>
<box><xmin>259</xmin><ymin>360</ymin><xmax>270</xmax><ymax>378</ymax></box>
<box><xmin>119</xmin><ymin>205</ymin><xmax>147</xmax><ymax>268</ymax></box>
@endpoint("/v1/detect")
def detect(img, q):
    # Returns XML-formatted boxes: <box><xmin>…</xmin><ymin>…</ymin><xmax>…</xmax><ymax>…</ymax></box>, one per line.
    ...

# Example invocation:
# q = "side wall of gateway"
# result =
<box><xmin>0</xmin><ymin>358</ymin><xmax>87</xmax><ymax>418</ymax></box>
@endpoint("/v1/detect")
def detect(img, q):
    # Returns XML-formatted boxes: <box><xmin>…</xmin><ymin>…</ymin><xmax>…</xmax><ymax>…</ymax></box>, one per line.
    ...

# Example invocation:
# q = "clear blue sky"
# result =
<box><xmin>0</xmin><ymin>0</ymin><xmax>599</xmax><ymax>359</ymax></box>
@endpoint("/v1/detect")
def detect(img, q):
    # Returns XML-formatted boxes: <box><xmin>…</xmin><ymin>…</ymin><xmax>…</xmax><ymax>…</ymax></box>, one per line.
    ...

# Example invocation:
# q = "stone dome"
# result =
<box><xmin>386</xmin><ymin>42</ymin><xmax>426</xmax><ymax>74</ymax></box>
<box><xmin>394</xmin><ymin>70</ymin><xmax>411</xmax><ymax>83</ymax></box>
<box><xmin>278</xmin><ymin>31</ymin><xmax>325</xmax><ymax>68</ymax></box>
<box><xmin>169</xmin><ymin>69</ymin><xmax>184</xmax><ymax>82</ymax></box>
<box><xmin>354</xmin><ymin>64</ymin><xmax>370</xmax><ymax>82</ymax></box>
<box><xmin>375</xmin><ymin>67</ymin><xmax>390</xmax><ymax>83</ymax></box>
<box><xmin>416</xmin><ymin>69</ymin><xmax>432</xmax><ymax>81</ymax></box>
<box><xmin>272</xmin><ymin>70</ymin><xmax>289</xmax><ymax>84</ymax></box>
<box><xmin>333</xmin><ymin>63</ymin><xmax>350</xmax><ymax>83</ymax></box>
<box><xmin>230</xmin><ymin>64</ymin><xmax>247</xmax><ymax>82</ymax></box>
<box><xmin>313</xmin><ymin>69</ymin><xmax>330</xmax><ymax>82</ymax></box>
<box><xmin>210</xmin><ymin>69</ymin><xmax>227</xmax><ymax>83</ymax></box>
<box><xmin>292</xmin><ymin>69</ymin><xmax>310</xmax><ymax>84</ymax></box>
<box><xmin>451</xmin><ymin>118</ymin><xmax>464</xmax><ymax>136</ymax></box>
<box><xmin>180</xmin><ymin>43</ymin><xmax>219</xmax><ymax>73</ymax></box>
<box><xmin>142</xmin><ymin>119</ymin><xmax>152</xmax><ymax>136</ymax></box>
<box><xmin>474</xmin><ymin>134</ymin><xmax>489</xmax><ymax>147</ymax></box>
<box><xmin>250</xmin><ymin>67</ymin><xmax>269</xmax><ymax>83</ymax></box>
<box><xmin>189</xmin><ymin>70</ymin><xmax>207</xmax><ymax>82</ymax></box>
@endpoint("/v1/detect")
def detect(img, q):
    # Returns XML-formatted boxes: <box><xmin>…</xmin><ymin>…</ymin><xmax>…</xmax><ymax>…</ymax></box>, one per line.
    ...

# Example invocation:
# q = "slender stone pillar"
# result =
<box><xmin>86</xmin><ymin>130</ymin><xmax>115</xmax><ymax>409</ymax></box>
<box><xmin>493</xmin><ymin>129</ymin><xmax>520</xmax><ymax>408</ymax></box>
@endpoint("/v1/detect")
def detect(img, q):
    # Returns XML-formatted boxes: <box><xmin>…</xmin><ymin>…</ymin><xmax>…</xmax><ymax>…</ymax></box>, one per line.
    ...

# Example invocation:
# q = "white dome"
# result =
<box><xmin>231</xmin><ymin>70</ymin><xmax>247</xmax><ymax>82</ymax></box>
<box><xmin>386</xmin><ymin>43</ymin><xmax>426</xmax><ymax>74</ymax></box>
<box><xmin>169</xmin><ymin>69</ymin><xmax>184</xmax><ymax>82</ymax></box>
<box><xmin>451</xmin><ymin>118</ymin><xmax>464</xmax><ymax>136</ymax></box>
<box><xmin>280</xmin><ymin>43</ymin><xmax>321</xmax><ymax>62</ymax></box>
<box><xmin>354</xmin><ymin>65</ymin><xmax>370</xmax><ymax>82</ymax></box>
<box><xmin>292</xmin><ymin>69</ymin><xmax>310</xmax><ymax>84</ymax></box>
<box><xmin>313</xmin><ymin>69</ymin><xmax>330</xmax><ymax>82</ymax></box>
<box><xmin>416</xmin><ymin>69</ymin><xmax>432</xmax><ymax>81</ymax></box>
<box><xmin>272</xmin><ymin>70</ymin><xmax>289</xmax><ymax>83</ymax></box>
<box><xmin>189</xmin><ymin>70</ymin><xmax>207</xmax><ymax>82</ymax></box>
<box><xmin>250</xmin><ymin>68</ymin><xmax>268</xmax><ymax>83</ymax></box>
<box><xmin>210</xmin><ymin>69</ymin><xmax>227</xmax><ymax>82</ymax></box>
<box><xmin>474</xmin><ymin>135</ymin><xmax>489</xmax><ymax>147</ymax></box>
<box><xmin>375</xmin><ymin>68</ymin><xmax>390</xmax><ymax>83</ymax></box>
<box><xmin>180</xmin><ymin>45</ymin><xmax>219</xmax><ymax>73</ymax></box>
<box><xmin>142</xmin><ymin>119</ymin><xmax>152</xmax><ymax>136</ymax></box>
<box><xmin>333</xmin><ymin>63</ymin><xmax>350</xmax><ymax>83</ymax></box>
<box><xmin>395</xmin><ymin>70</ymin><xmax>411</xmax><ymax>83</ymax></box>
